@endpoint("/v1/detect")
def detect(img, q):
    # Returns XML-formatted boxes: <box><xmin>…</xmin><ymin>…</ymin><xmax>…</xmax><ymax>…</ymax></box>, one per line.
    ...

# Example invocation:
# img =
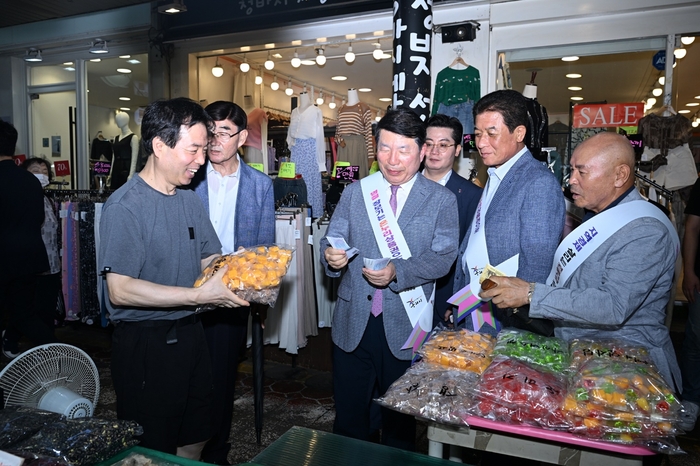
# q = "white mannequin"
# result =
<box><xmin>108</xmin><ymin>112</ymin><xmax>140</xmax><ymax>187</ymax></box>
<box><xmin>347</xmin><ymin>88</ymin><xmax>360</xmax><ymax>106</ymax></box>
<box><xmin>298</xmin><ymin>92</ymin><xmax>312</xmax><ymax>112</ymax></box>
<box><xmin>523</xmin><ymin>83</ymin><xmax>538</xmax><ymax>99</ymax></box>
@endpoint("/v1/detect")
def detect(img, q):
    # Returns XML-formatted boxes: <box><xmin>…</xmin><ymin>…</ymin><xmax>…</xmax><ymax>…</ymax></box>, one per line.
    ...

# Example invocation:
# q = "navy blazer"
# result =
<box><xmin>433</xmin><ymin>171</ymin><xmax>481</xmax><ymax>325</ymax></box>
<box><xmin>190</xmin><ymin>158</ymin><xmax>275</xmax><ymax>249</ymax></box>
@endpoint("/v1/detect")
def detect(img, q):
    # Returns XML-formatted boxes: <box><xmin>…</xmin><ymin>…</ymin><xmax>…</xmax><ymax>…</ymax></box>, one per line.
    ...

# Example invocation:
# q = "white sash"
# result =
<box><xmin>361</xmin><ymin>172</ymin><xmax>432</xmax><ymax>328</ymax></box>
<box><xmin>546</xmin><ymin>200</ymin><xmax>679</xmax><ymax>287</ymax></box>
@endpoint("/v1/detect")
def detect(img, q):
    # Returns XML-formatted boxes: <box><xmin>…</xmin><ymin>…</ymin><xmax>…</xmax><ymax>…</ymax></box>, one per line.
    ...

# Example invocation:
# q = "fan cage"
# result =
<box><xmin>0</xmin><ymin>343</ymin><xmax>100</xmax><ymax>411</ymax></box>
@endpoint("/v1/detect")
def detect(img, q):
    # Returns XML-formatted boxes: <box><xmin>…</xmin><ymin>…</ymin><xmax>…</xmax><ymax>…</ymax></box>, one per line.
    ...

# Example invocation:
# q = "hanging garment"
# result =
<box><xmin>431</xmin><ymin>66</ymin><xmax>481</xmax><ymax>115</ymax></box>
<box><xmin>290</xmin><ymin>138</ymin><xmax>323</xmax><ymax>218</ymax></box>
<box><xmin>110</xmin><ymin>133</ymin><xmax>136</xmax><ymax>190</ymax></box>
<box><xmin>524</xmin><ymin>98</ymin><xmax>548</xmax><ymax>162</ymax></box>
<box><xmin>312</xmin><ymin>219</ymin><xmax>338</xmax><ymax>327</ymax></box>
<box><xmin>335</xmin><ymin>103</ymin><xmax>374</xmax><ymax>178</ymax></box>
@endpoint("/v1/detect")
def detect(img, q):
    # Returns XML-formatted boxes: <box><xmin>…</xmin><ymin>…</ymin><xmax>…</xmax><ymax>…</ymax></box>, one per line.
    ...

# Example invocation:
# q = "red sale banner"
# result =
<box><xmin>54</xmin><ymin>160</ymin><xmax>71</xmax><ymax>177</ymax></box>
<box><xmin>573</xmin><ymin>103</ymin><xmax>645</xmax><ymax>128</ymax></box>
<box><xmin>12</xmin><ymin>154</ymin><xmax>26</xmax><ymax>166</ymax></box>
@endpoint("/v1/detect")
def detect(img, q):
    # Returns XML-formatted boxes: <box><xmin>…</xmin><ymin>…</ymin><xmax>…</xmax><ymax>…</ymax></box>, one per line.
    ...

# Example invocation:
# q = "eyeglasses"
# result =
<box><xmin>211</xmin><ymin>128</ymin><xmax>244</xmax><ymax>143</ymax></box>
<box><xmin>425</xmin><ymin>142</ymin><xmax>458</xmax><ymax>153</ymax></box>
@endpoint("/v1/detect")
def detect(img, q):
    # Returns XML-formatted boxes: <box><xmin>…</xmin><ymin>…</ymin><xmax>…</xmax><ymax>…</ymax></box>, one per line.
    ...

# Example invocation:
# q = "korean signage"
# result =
<box><xmin>572</xmin><ymin>103</ymin><xmax>645</xmax><ymax>129</ymax></box>
<box><xmin>93</xmin><ymin>161</ymin><xmax>111</xmax><ymax>176</ymax></box>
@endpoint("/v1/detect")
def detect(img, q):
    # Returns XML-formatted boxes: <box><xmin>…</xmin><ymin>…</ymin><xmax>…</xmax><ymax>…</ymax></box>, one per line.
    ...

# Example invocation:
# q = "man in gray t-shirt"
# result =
<box><xmin>99</xmin><ymin>98</ymin><xmax>248</xmax><ymax>459</ymax></box>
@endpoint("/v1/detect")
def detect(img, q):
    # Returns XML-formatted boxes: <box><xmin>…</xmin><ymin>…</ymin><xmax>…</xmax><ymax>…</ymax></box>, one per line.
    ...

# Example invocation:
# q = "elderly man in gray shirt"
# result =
<box><xmin>480</xmin><ymin>133</ymin><xmax>681</xmax><ymax>399</ymax></box>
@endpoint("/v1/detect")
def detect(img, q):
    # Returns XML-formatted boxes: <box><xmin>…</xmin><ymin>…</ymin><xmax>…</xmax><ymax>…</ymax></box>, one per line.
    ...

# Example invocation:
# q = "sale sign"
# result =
<box><xmin>573</xmin><ymin>103</ymin><xmax>645</xmax><ymax>128</ymax></box>
<box><xmin>54</xmin><ymin>160</ymin><xmax>71</xmax><ymax>177</ymax></box>
<box><xmin>12</xmin><ymin>154</ymin><xmax>26</xmax><ymax>166</ymax></box>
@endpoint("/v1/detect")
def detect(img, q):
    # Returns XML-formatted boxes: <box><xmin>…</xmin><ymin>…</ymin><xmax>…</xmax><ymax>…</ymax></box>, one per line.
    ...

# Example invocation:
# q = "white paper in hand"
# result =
<box><xmin>326</xmin><ymin>236</ymin><xmax>359</xmax><ymax>259</ymax></box>
<box><xmin>363</xmin><ymin>257</ymin><xmax>392</xmax><ymax>271</ymax></box>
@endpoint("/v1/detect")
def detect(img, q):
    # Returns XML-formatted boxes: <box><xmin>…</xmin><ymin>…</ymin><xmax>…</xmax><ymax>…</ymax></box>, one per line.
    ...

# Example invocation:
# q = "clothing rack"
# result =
<box><xmin>634</xmin><ymin>172</ymin><xmax>672</xmax><ymax>198</ymax></box>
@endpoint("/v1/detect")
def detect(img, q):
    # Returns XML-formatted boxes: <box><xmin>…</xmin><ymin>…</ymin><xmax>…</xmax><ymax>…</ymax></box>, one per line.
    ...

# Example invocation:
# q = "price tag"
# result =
<box><xmin>93</xmin><ymin>161</ymin><xmax>111</xmax><ymax>175</ymax></box>
<box><xmin>336</xmin><ymin>165</ymin><xmax>359</xmax><ymax>181</ymax></box>
<box><xmin>278</xmin><ymin>162</ymin><xmax>296</xmax><ymax>179</ymax></box>
<box><xmin>305</xmin><ymin>216</ymin><xmax>312</xmax><ymax>227</ymax></box>
<box><xmin>249</xmin><ymin>163</ymin><xmax>264</xmax><ymax>172</ymax></box>
<box><xmin>331</xmin><ymin>161</ymin><xmax>350</xmax><ymax>178</ymax></box>
<box><xmin>294</xmin><ymin>229</ymin><xmax>301</xmax><ymax>240</ymax></box>
<box><xmin>369</xmin><ymin>161</ymin><xmax>379</xmax><ymax>175</ymax></box>
<box><xmin>462</xmin><ymin>134</ymin><xmax>476</xmax><ymax>151</ymax></box>
<box><xmin>308</xmin><ymin>234</ymin><xmax>314</xmax><ymax>245</ymax></box>
<box><xmin>54</xmin><ymin>160</ymin><xmax>71</xmax><ymax>177</ymax></box>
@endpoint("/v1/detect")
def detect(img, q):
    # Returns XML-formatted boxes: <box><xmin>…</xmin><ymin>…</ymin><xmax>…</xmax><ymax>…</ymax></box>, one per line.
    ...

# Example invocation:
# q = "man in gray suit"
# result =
<box><xmin>453</xmin><ymin>89</ymin><xmax>565</xmax><ymax>335</ymax></box>
<box><xmin>481</xmin><ymin>132</ymin><xmax>681</xmax><ymax>393</ymax></box>
<box><xmin>321</xmin><ymin>108</ymin><xmax>459</xmax><ymax>450</ymax></box>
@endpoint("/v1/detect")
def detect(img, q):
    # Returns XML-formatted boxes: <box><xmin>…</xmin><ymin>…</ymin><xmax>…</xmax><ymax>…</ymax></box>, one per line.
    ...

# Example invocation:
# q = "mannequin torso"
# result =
<box><xmin>298</xmin><ymin>92</ymin><xmax>312</xmax><ymax>112</ymax></box>
<box><xmin>347</xmin><ymin>89</ymin><xmax>359</xmax><ymax>106</ymax></box>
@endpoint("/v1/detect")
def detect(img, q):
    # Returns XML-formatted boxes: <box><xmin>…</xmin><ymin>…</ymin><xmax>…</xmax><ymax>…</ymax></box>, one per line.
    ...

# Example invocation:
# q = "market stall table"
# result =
<box><xmin>427</xmin><ymin>417</ymin><xmax>656</xmax><ymax>466</ymax></box>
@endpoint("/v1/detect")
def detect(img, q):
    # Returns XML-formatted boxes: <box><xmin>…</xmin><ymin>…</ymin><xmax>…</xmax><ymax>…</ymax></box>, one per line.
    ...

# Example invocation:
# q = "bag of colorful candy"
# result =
<box><xmin>375</xmin><ymin>361</ymin><xmax>479</xmax><ymax>425</ymax></box>
<box><xmin>194</xmin><ymin>244</ymin><xmax>294</xmax><ymax>307</ymax></box>
<box><xmin>492</xmin><ymin>329</ymin><xmax>570</xmax><ymax>374</ymax></box>
<box><xmin>417</xmin><ymin>327</ymin><xmax>496</xmax><ymax>374</ymax></box>
<box><xmin>568</xmin><ymin>338</ymin><xmax>654</xmax><ymax>373</ymax></box>
<box><xmin>468</xmin><ymin>356</ymin><xmax>571</xmax><ymax>430</ymax></box>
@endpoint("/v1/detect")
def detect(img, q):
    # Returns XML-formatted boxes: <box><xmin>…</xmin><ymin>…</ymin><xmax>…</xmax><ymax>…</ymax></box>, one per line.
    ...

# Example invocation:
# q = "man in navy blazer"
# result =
<box><xmin>321</xmin><ymin>108</ymin><xmax>459</xmax><ymax>450</ymax></box>
<box><xmin>453</xmin><ymin>90</ymin><xmax>565</xmax><ymax>335</ymax></box>
<box><xmin>423</xmin><ymin>114</ymin><xmax>482</xmax><ymax>327</ymax></box>
<box><xmin>190</xmin><ymin>101</ymin><xmax>275</xmax><ymax>465</ymax></box>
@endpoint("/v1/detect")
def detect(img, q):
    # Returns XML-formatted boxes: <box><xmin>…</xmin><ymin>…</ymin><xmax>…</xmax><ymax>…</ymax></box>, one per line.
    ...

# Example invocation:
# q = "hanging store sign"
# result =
<box><xmin>572</xmin><ymin>103</ymin><xmax>645</xmax><ymax>128</ymax></box>
<box><xmin>54</xmin><ymin>160</ymin><xmax>71</xmax><ymax>177</ymax></box>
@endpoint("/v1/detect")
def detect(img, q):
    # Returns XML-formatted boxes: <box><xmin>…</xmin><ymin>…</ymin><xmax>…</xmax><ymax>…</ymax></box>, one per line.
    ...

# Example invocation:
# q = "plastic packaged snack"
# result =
<box><xmin>470</xmin><ymin>356</ymin><xmax>571</xmax><ymax>429</ymax></box>
<box><xmin>568</xmin><ymin>338</ymin><xmax>653</xmax><ymax>372</ymax></box>
<box><xmin>375</xmin><ymin>361</ymin><xmax>479</xmax><ymax>425</ymax></box>
<box><xmin>565</xmin><ymin>358</ymin><xmax>681</xmax><ymax>424</ymax></box>
<box><xmin>0</xmin><ymin>406</ymin><xmax>64</xmax><ymax>449</ymax></box>
<box><xmin>417</xmin><ymin>327</ymin><xmax>496</xmax><ymax>374</ymax></box>
<box><xmin>194</xmin><ymin>244</ymin><xmax>294</xmax><ymax>307</ymax></box>
<box><xmin>492</xmin><ymin>329</ymin><xmax>570</xmax><ymax>373</ymax></box>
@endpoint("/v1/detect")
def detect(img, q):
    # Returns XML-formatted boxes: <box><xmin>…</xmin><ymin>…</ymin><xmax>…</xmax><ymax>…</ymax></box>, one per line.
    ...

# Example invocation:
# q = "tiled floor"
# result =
<box><xmin>4</xmin><ymin>307</ymin><xmax>700</xmax><ymax>465</ymax></box>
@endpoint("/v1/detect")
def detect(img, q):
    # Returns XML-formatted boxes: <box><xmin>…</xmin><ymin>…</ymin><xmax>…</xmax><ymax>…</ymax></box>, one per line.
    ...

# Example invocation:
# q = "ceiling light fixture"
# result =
<box><xmin>329</xmin><ymin>94</ymin><xmax>337</xmax><ymax>109</ymax></box>
<box><xmin>681</xmin><ymin>36</ymin><xmax>696</xmax><ymax>45</ymax></box>
<box><xmin>119</xmin><ymin>55</ymin><xmax>131</xmax><ymax>59</ymax></box>
<box><xmin>570</xmin><ymin>96</ymin><xmax>584</xmax><ymax>101</ymax></box>
<box><xmin>693</xmin><ymin>119</ymin><xmax>699</xmax><ymax>128</ymax></box>
<box><xmin>567</xmin><ymin>86</ymin><xmax>582</xmax><ymax>91</ymax></box>
<box><xmin>646</xmin><ymin>97</ymin><xmax>657</xmax><ymax>107</ymax></box>
<box><xmin>270</xmin><ymin>75</ymin><xmax>279</xmax><ymax>91</ymax></box>
<box><xmin>240</xmin><ymin>55</ymin><xmax>250</xmax><ymax>73</ymax></box>
<box><xmin>89</xmin><ymin>39</ymin><xmax>109</xmax><ymax>54</ymax></box>
<box><xmin>687</xmin><ymin>102</ymin><xmax>700</xmax><ymax>107</ymax></box>
<box><xmin>316</xmin><ymin>90</ymin><xmax>324</xmax><ymax>105</ymax></box>
<box><xmin>358</xmin><ymin>88</ymin><xmax>372</xmax><ymax>92</ymax></box>
<box><xmin>126</xmin><ymin>58</ymin><xmax>141</xmax><ymax>64</ymax></box>
<box><xmin>331</xmin><ymin>75</ymin><xmax>347</xmax><ymax>81</ymax></box>
<box><xmin>316</xmin><ymin>47</ymin><xmax>326</xmax><ymax>66</ymax></box>
<box><xmin>119</xmin><ymin>97</ymin><xmax>131</xmax><ymax>101</ymax></box>
<box><xmin>254</xmin><ymin>70</ymin><xmax>263</xmax><ymax>85</ymax></box>
<box><xmin>376</xmin><ymin>111</ymin><xmax>382</xmax><ymax>122</ymax></box>
<box><xmin>212</xmin><ymin>59</ymin><xmax>224</xmax><ymax>78</ymax></box>
<box><xmin>264</xmin><ymin>52</ymin><xmax>275</xmax><ymax>70</ymax></box>
<box><xmin>90</xmin><ymin>58</ymin><xmax>101</xmax><ymax>62</ymax></box>
<box><xmin>345</xmin><ymin>43</ymin><xmax>355</xmax><ymax>63</ymax></box>
<box><xmin>566</xmin><ymin>73</ymin><xmax>582</xmax><ymax>79</ymax></box>
<box><xmin>679</xmin><ymin>109</ymin><xmax>691</xmax><ymax>114</ymax></box>
<box><xmin>285</xmin><ymin>79</ymin><xmax>294</xmax><ymax>96</ymax></box>
<box><xmin>24</xmin><ymin>48</ymin><xmax>42</xmax><ymax>62</ymax></box>
<box><xmin>561</xmin><ymin>56</ymin><xmax>579</xmax><ymax>62</ymax></box>
<box><xmin>373</xmin><ymin>43</ymin><xmax>383</xmax><ymax>60</ymax></box>
<box><xmin>291</xmin><ymin>50</ymin><xmax>301</xmax><ymax>68</ymax></box>
<box><xmin>652</xmin><ymin>88</ymin><xmax>663</xmax><ymax>97</ymax></box>
<box><xmin>158</xmin><ymin>0</ymin><xmax>187</xmax><ymax>14</ymax></box>
<box><xmin>117</xmin><ymin>68</ymin><xmax>132</xmax><ymax>74</ymax></box>
<box><xmin>120</xmin><ymin>107</ymin><xmax>131</xmax><ymax>111</ymax></box>
<box><xmin>379</xmin><ymin>97</ymin><xmax>392</xmax><ymax>102</ymax></box>
<box><xmin>300</xmin><ymin>59</ymin><xmax>316</xmax><ymax>66</ymax></box>
<box><xmin>659</xmin><ymin>77</ymin><xmax>666</xmax><ymax>85</ymax></box>
<box><xmin>674</xmin><ymin>47</ymin><xmax>687</xmax><ymax>59</ymax></box>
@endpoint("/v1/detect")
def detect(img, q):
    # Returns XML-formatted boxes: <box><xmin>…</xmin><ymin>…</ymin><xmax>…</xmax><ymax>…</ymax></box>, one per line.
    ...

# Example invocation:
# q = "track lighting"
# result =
<box><xmin>89</xmin><ymin>39</ymin><xmax>109</xmax><ymax>54</ymax></box>
<box><xmin>315</xmin><ymin>48</ymin><xmax>326</xmax><ymax>66</ymax></box>
<box><xmin>270</xmin><ymin>75</ymin><xmax>279</xmax><ymax>91</ymax></box>
<box><xmin>285</xmin><ymin>79</ymin><xmax>293</xmax><ymax>96</ymax></box>
<box><xmin>212</xmin><ymin>59</ymin><xmax>224</xmax><ymax>78</ymax></box>
<box><xmin>674</xmin><ymin>48</ymin><xmax>687</xmax><ymax>59</ymax></box>
<box><xmin>255</xmin><ymin>69</ymin><xmax>263</xmax><ymax>85</ymax></box>
<box><xmin>316</xmin><ymin>90</ymin><xmax>324</xmax><ymax>105</ymax></box>
<box><xmin>158</xmin><ymin>0</ymin><xmax>187</xmax><ymax>14</ymax></box>
<box><xmin>372</xmin><ymin>43</ymin><xmax>383</xmax><ymax>60</ymax></box>
<box><xmin>646</xmin><ymin>97</ymin><xmax>657</xmax><ymax>108</ymax></box>
<box><xmin>264</xmin><ymin>53</ymin><xmax>275</xmax><ymax>70</ymax></box>
<box><xmin>240</xmin><ymin>55</ymin><xmax>250</xmax><ymax>73</ymax></box>
<box><xmin>328</xmin><ymin>94</ymin><xmax>337</xmax><ymax>109</ymax></box>
<box><xmin>345</xmin><ymin>43</ymin><xmax>355</xmax><ymax>63</ymax></box>
<box><xmin>291</xmin><ymin>50</ymin><xmax>301</xmax><ymax>68</ymax></box>
<box><xmin>652</xmin><ymin>88</ymin><xmax>662</xmax><ymax>97</ymax></box>
<box><xmin>681</xmin><ymin>36</ymin><xmax>696</xmax><ymax>46</ymax></box>
<box><xmin>24</xmin><ymin>48</ymin><xmax>42</xmax><ymax>62</ymax></box>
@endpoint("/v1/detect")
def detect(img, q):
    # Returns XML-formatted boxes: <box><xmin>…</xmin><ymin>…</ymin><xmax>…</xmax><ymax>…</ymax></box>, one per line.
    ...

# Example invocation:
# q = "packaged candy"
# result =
<box><xmin>492</xmin><ymin>329</ymin><xmax>570</xmax><ymax>373</ymax></box>
<box><xmin>375</xmin><ymin>362</ymin><xmax>479</xmax><ymax>425</ymax></box>
<box><xmin>418</xmin><ymin>327</ymin><xmax>495</xmax><ymax>374</ymax></box>
<box><xmin>194</xmin><ymin>244</ymin><xmax>294</xmax><ymax>307</ymax></box>
<box><xmin>564</xmin><ymin>359</ymin><xmax>681</xmax><ymax>424</ymax></box>
<box><xmin>469</xmin><ymin>356</ymin><xmax>571</xmax><ymax>429</ymax></box>
<box><xmin>568</xmin><ymin>338</ymin><xmax>653</xmax><ymax>372</ymax></box>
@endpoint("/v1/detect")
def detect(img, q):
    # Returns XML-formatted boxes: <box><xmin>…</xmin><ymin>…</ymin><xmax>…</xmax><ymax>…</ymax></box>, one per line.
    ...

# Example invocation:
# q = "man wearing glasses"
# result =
<box><xmin>422</xmin><ymin>114</ymin><xmax>482</xmax><ymax>327</ymax></box>
<box><xmin>190</xmin><ymin>101</ymin><xmax>275</xmax><ymax>465</ymax></box>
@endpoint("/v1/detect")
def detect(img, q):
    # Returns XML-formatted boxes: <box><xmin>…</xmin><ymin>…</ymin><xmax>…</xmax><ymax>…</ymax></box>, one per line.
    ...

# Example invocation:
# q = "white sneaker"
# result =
<box><xmin>678</xmin><ymin>400</ymin><xmax>700</xmax><ymax>432</ymax></box>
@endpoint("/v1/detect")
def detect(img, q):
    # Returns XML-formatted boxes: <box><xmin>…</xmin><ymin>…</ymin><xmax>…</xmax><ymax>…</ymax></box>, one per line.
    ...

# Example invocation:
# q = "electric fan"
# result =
<box><xmin>0</xmin><ymin>343</ymin><xmax>100</xmax><ymax>418</ymax></box>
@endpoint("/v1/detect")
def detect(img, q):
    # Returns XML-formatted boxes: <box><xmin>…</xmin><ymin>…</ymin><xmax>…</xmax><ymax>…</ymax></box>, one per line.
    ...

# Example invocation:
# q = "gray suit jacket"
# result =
<box><xmin>529</xmin><ymin>189</ymin><xmax>681</xmax><ymax>389</ymax></box>
<box><xmin>320</xmin><ymin>173</ymin><xmax>459</xmax><ymax>360</ymax></box>
<box><xmin>453</xmin><ymin>151</ymin><xmax>565</xmax><ymax>328</ymax></box>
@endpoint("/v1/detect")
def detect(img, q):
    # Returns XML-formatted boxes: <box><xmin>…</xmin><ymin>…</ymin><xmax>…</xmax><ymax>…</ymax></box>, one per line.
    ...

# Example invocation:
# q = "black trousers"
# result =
<box><xmin>200</xmin><ymin>307</ymin><xmax>250</xmax><ymax>464</ymax></box>
<box><xmin>332</xmin><ymin>312</ymin><xmax>416</xmax><ymax>451</ymax></box>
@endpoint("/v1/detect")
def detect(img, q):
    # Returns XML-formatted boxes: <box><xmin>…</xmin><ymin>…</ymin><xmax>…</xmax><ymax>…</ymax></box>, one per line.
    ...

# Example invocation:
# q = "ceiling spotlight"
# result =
<box><xmin>358</xmin><ymin>88</ymin><xmax>372</xmax><ymax>92</ymax></box>
<box><xmin>329</xmin><ymin>94</ymin><xmax>337</xmax><ymax>109</ymax></box>
<box><xmin>316</xmin><ymin>47</ymin><xmax>326</xmax><ymax>66</ymax></box>
<box><xmin>693</xmin><ymin>120</ymin><xmax>699</xmax><ymax>128</ymax></box>
<box><xmin>674</xmin><ymin>48</ymin><xmax>687</xmax><ymax>59</ymax></box>
<box><xmin>372</xmin><ymin>43</ymin><xmax>384</xmax><ymax>60</ymax></box>
<box><xmin>291</xmin><ymin>50</ymin><xmax>301</xmax><ymax>68</ymax></box>
<box><xmin>89</xmin><ymin>39</ymin><xmax>109</xmax><ymax>54</ymax></box>
<box><xmin>567</xmin><ymin>86</ymin><xmax>582</xmax><ymax>91</ymax></box>
<box><xmin>659</xmin><ymin>76</ymin><xmax>665</xmax><ymax>85</ymax></box>
<box><xmin>119</xmin><ymin>55</ymin><xmax>131</xmax><ymax>59</ymax></box>
<box><xmin>331</xmin><ymin>75</ymin><xmax>347</xmax><ymax>81</ymax></box>
<box><xmin>240</xmin><ymin>55</ymin><xmax>250</xmax><ymax>73</ymax></box>
<box><xmin>24</xmin><ymin>48</ymin><xmax>42</xmax><ymax>62</ymax></box>
<box><xmin>345</xmin><ymin>43</ymin><xmax>355</xmax><ymax>63</ymax></box>
<box><xmin>316</xmin><ymin>90</ymin><xmax>324</xmax><ymax>106</ymax></box>
<box><xmin>566</xmin><ymin>73</ymin><xmax>582</xmax><ymax>79</ymax></box>
<box><xmin>570</xmin><ymin>96</ymin><xmax>584</xmax><ymax>101</ymax></box>
<box><xmin>646</xmin><ymin>97</ymin><xmax>657</xmax><ymax>107</ymax></box>
<box><xmin>681</xmin><ymin>36</ymin><xmax>696</xmax><ymax>45</ymax></box>
<box><xmin>264</xmin><ymin>53</ymin><xmax>274</xmax><ymax>70</ymax></box>
<box><xmin>254</xmin><ymin>71</ymin><xmax>263</xmax><ymax>85</ymax></box>
<box><xmin>119</xmin><ymin>97</ymin><xmax>131</xmax><ymax>101</ymax></box>
<box><xmin>120</xmin><ymin>107</ymin><xmax>131</xmax><ymax>111</ymax></box>
<box><xmin>212</xmin><ymin>59</ymin><xmax>224</xmax><ymax>78</ymax></box>
<box><xmin>285</xmin><ymin>79</ymin><xmax>294</xmax><ymax>96</ymax></box>
<box><xmin>158</xmin><ymin>0</ymin><xmax>187</xmax><ymax>14</ymax></box>
<box><xmin>652</xmin><ymin>88</ymin><xmax>663</xmax><ymax>97</ymax></box>
<box><xmin>90</xmin><ymin>58</ymin><xmax>101</xmax><ymax>62</ymax></box>
<box><xmin>561</xmin><ymin>56</ymin><xmax>579</xmax><ymax>62</ymax></box>
<box><xmin>270</xmin><ymin>75</ymin><xmax>279</xmax><ymax>91</ymax></box>
<box><xmin>117</xmin><ymin>68</ymin><xmax>132</xmax><ymax>74</ymax></box>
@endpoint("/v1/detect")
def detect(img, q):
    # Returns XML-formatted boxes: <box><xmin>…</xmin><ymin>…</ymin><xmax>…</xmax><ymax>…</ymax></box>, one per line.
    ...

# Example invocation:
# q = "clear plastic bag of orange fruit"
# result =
<box><xmin>194</xmin><ymin>244</ymin><xmax>294</xmax><ymax>307</ymax></box>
